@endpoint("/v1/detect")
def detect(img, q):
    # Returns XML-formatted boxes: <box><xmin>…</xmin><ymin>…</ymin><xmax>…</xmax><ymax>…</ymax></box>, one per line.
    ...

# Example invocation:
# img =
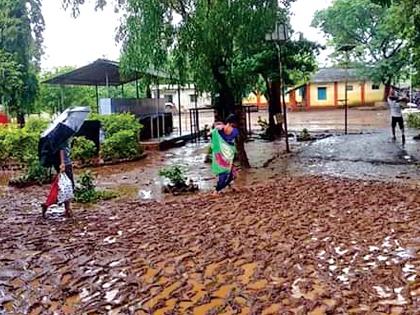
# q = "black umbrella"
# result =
<box><xmin>38</xmin><ymin>107</ymin><xmax>90</xmax><ymax>167</ymax></box>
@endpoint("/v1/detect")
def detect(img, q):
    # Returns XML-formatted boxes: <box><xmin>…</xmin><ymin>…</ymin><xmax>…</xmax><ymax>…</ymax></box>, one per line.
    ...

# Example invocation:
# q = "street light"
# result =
<box><xmin>338</xmin><ymin>44</ymin><xmax>356</xmax><ymax>135</ymax></box>
<box><xmin>265</xmin><ymin>21</ymin><xmax>290</xmax><ymax>153</ymax></box>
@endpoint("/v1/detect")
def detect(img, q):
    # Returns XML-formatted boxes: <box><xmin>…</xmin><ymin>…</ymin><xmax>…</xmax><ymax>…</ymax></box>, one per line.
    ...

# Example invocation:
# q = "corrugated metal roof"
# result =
<box><xmin>43</xmin><ymin>59</ymin><xmax>175</xmax><ymax>86</ymax></box>
<box><xmin>310</xmin><ymin>68</ymin><xmax>366</xmax><ymax>83</ymax></box>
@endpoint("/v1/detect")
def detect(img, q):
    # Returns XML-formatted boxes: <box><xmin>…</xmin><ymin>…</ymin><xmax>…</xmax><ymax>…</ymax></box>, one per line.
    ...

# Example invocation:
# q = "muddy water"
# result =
<box><xmin>1</xmin><ymin>176</ymin><xmax>419</xmax><ymax>313</ymax></box>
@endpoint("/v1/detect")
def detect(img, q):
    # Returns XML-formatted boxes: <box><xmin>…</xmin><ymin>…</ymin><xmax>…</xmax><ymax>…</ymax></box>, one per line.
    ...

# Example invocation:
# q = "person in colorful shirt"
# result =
<box><xmin>211</xmin><ymin>114</ymin><xmax>239</xmax><ymax>195</ymax></box>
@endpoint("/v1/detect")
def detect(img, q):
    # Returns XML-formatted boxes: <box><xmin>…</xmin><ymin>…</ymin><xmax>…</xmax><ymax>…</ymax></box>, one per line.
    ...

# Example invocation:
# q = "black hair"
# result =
<box><xmin>225</xmin><ymin>114</ymin><xmax>237</xmax><ymax>125</ymax></box>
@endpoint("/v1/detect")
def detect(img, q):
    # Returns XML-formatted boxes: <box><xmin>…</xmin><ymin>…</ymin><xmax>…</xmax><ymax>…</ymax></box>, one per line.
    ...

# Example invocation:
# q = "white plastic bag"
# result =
<box><xmin>57</xmin><ymin>173</ymin><xmax>74</xmax><ymax>204</ymax></box>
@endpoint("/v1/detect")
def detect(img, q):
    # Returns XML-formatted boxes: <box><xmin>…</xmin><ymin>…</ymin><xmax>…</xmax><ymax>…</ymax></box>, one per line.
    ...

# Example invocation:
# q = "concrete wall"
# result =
<box><xmin>152</xmin><ymin>84</ymin><xmax>212</xmax><ymax>111</ymax></box>
<box><xmin>308</xmin><ymin>81</ymin><xmax>385</xmax><ymax>108</ymax></box>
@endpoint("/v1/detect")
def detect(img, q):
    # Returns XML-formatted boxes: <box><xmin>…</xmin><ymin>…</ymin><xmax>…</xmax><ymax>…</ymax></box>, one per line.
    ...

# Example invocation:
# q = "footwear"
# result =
<box><xmin>392</xmin><ymin>136</ymin><xmax>396</xmax><ymax>141</ymax></box>
<box><xmin>41</xmin><ymin>203</ymin><xmax>47</xmax><ymax>218</ymax></box>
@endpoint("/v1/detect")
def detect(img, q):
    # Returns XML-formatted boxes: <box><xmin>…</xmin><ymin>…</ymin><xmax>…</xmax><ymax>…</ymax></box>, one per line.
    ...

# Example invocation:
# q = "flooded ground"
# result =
<box><xmin>0</xmin><ymin>109</ymin><xmax>419</xmax><ymax>314</ymax></box>
<box><xmin>0</xmin><ymin>176</ymin><xmax>419</xmax><ymax>314</ymax></box>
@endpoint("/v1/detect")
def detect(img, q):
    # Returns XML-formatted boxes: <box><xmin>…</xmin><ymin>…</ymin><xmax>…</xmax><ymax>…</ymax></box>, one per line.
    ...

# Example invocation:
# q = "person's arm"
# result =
<box><xmin>59</xmin><ymin>149</ymin><xmax>66</xmax><ymax>172</ymax></box>
<box><xmin>213</xmin><ymin>121</ymin><xmax>225</xmax><ymax>130</ymax></box>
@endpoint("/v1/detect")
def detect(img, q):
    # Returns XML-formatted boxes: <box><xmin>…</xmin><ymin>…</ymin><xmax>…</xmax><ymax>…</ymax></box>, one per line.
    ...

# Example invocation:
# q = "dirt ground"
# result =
<box><xmin>0</xmin><ymin>109</ymin><xmax>419</xmax><ymax>314</ymax></box>
<box><xmin>1</xmin><ymin>175</ymin><xmax>419</xmax><ymax>314</ymax></box>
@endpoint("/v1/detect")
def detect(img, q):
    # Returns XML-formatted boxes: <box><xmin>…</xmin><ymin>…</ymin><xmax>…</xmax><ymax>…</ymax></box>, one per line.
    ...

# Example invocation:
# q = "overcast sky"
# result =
<box><xmin>41</xmin><ymin>0</ymin><xmax>333</xmax><ymax>71</ymax></box>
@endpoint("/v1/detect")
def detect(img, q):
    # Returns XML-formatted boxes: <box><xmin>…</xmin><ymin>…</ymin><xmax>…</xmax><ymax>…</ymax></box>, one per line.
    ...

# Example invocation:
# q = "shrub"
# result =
<box><xmin>91</xmin><ymin>113</ymin><xmax>142</xmax><ymax>138</ymax></box>
<box><xmin>71</xmin><ymin>136</ymin><xmax>97</xmax><ymax>163</ymax></box>
<box><xmin>10</xmin><ymin>159</ymin><xmax>51</xmax><ymax>187</ymax></box>
<box><xmin>100</xmin><ymin>130</ymin><xmax>141</xmax><ymax>161</ymax></box>
<box><xmin>74</xmin><ymin>171</ymin><xmax>118</xmax><ymax>203</ymax></box>
<box><xmin>159</xmin><ymin>165</ymin><xmax>187</xmax><ymax>187</ymax></box>
<box><xmin>23</xmin><ymin>117</ymin><xmax>49</xmax><ymax>135</ymax></box>
<box><xmin>1</xmin><ymin>127</ymin><xmax>39</xmax><ymax>164</ymax></box>
<box><xmin>407</xmin><ymin>113</ymin><xmax>420</xmax><ymax>129</ymax></box>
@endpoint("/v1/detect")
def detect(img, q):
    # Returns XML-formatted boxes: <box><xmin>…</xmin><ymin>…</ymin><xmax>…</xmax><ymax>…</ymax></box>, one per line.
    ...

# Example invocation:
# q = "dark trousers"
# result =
<box><xmin>216</xmin><ymin>171</ymin><xmax>234</xmax><ymax>192</ymax></box>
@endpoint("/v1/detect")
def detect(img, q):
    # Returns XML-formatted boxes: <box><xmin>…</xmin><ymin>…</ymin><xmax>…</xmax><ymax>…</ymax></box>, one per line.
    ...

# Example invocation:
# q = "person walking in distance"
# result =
<box><xmin>387</xmin><ymin>89</ymin><xmax>407</xmax><ymax>145</ymax></box>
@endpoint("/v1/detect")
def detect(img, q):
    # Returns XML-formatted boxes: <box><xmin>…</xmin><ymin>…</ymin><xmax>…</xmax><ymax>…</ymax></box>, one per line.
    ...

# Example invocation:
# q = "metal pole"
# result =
<box><xmin>178</xmin><ymin>84</ymin><xmax>182</xmax><ymax>135</ymax></box>
<box><xmin>277</xmin><ymin>43</ymin><xmax>290</xmax><ymax>153</ymax></box>
<box><xmin>60</xmin><ymin>85</ymin><xmax>64</xmax><ymax>112</ymax></box>
<box><xmin>136</xmin><ymin>78</ymin><xmax>140</xmax><ymax>99</ymax></box>
<box><xmin>194</xmin><ymin>85</ymin><xmax>199</xmax><ymax>140</ymax></box>
<box><xmin>345</xmin><ymin>52</ymin><xmax>348</xmax><ymax>135</ymax></box>
<box><xmin>95</xmin><ymin>85</ymin><xmax>99</xmax><ymax>113</ymax></box>
<box><xmin>156</xmin><ymin>80</ymin><xmax>160</xmax><ymax>141</ymax></box>
<box><xmin>105</xmin><ymin>73</ymin><xmax>110</xmax><ymax>98</ymax></box>
<box><xmin>121</xmin><ymin>84</ymin><xmax>124</xmax><ymax>98</ymax></box>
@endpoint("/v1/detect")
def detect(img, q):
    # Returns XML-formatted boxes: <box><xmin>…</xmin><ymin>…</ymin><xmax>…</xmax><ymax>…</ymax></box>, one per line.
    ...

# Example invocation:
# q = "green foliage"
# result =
<box><xmin>300</xmin><ymin>128</ymin><xmax>311</xmax><ymax>140</ymax></box>
<box><xmin>0</xmin><ymin>126</ymin><xmax>39</xmax><ymax>164</ymax></box>
<box><xmin>71</xmin><ymin>136</ymin><xmax>97</xmax><ymax>163</ymax></box>
<box><xmin>74</xmin><ymin>171</ymin><xmax>118</xmax><ymax>203</ymax></box>
<box><xmin>90</xmin><ymin>113</ymin><xmax>143</xmax><ymax>161</ymax></box>
<box><xmin>312</xmin><ymin>0</ymin><xmax>409</xmax><ymax>85</ymax></box>
<box><xmin>159</xmin><ymin>166</ymin><xmax>187</xmax><ymax>187</ymax></box>
<box><xmin>23</xmin><ymin>117</ymin><xmax>49</xmax><ymax>134</ymax></box>
<box><xmin>0</xmin><ymin>0</ymin><xmax>44</xmax><ymax>121</ymax></box>
<box><xmin>407</xmin><ymin>113</ymin><xmax>420</xmax><ymax>129</ymax></box>
<box><xmin>101</xmin><ymin>130</ymin><xmax>141</xmax><ymax>161</ymax></box>
<box><xmin>19</xmin><ymin>159</ymin><xmax>50</xmax><ymax>185</ymax></box>
<box><xmin>92</xmin><ymin>113</ymin><xmax>142</xmax><ymax>137</ymax></box>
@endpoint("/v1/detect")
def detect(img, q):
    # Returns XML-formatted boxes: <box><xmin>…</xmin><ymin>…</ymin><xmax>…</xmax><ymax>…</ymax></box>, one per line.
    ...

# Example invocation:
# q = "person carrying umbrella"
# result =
<box><xmin>40</xmin><ymin>107</ymin><xmax>90</xmax><ymax>218</ymax></box>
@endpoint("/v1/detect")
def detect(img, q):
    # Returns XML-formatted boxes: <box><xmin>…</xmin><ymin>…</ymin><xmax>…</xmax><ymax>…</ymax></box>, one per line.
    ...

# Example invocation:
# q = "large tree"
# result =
<box><xmin>0</xmin><ymin>0</ymin><xmax>45</xmax><ymax>125</ymax></box>
<box><xmin>312</xmin><ymin>0</ymin><xmax>409</xmax><ymax>94</ymax></box>
<box><xmin>372</xmin><ymin>0</ymin><xmax>419</xmax><ymax>85</ymax></box>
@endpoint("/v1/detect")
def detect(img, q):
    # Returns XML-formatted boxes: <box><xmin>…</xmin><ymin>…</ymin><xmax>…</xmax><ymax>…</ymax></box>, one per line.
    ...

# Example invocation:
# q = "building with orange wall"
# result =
<box><xmin>287</xmin><ymin>68</ymin><xmax>386</xmax><ymax>111</ymax></box>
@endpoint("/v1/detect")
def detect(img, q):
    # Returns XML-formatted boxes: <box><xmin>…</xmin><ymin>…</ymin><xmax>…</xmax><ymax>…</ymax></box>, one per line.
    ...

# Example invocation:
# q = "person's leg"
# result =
<box><xmin>215</xmin><ymin>172</ymin><xmax>230</xmax><ymax>193</ymax></box>
<box><xmin>391</xmin><ymin>117</ymin><xmax>397</xmax><ymax>140</ymax></box>
<box><xmin>399</xmin><ymin>118</ymin><xmax>405</xmax><ymax>145</ymax></box>
<box><xmin>64</xmin><ymin>165</ymin><xmax>74</xmax><ymax>217</ymax></box>
<box><xmin>42</xmin><ymin>164</ymin><xmax>60</xmax><ymax>217</ymax></box>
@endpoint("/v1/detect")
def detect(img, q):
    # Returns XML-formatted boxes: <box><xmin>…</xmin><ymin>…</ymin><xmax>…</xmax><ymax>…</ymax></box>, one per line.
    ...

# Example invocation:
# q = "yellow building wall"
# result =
<box><xmin>365</xmin><ymin>82</ymin><xmax>385</xmax><ymax>104</ymax></box>
<box><xmin>310</xmin><ymin>81</ymin><xmax>385</xmax><ymax>107</ymax></box>
<box><xmin>310</xmin><ymin>83</ymin><xmax>336</xmax><ymax>107</ymax></box>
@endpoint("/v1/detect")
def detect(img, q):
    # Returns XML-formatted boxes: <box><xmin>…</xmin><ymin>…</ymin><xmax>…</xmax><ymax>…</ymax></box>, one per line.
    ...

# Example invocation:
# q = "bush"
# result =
<box><xmin>100</xmin><ymin>130</ymin><xmax>142</xmax><ymax>161</ymax></box>
<box><xmin>91</xmin><ymin>113</ymin><xmax>142</xmax><ymax>138</ymax></box>
<box><xmin>71</xmin><ymin>136</ymin><xmax>97</xmax><ymax>163</ymax></box>
<box><xmin>23</xmin><ymin>117</ymin><xmax>49</xmax><ymax>135</ymax></box>
<box><xmin>159</xmin><ymin>165</ymin><xmax>187</xmax><ymax>187</ymax></box>
<box><xmin>407</xmin><ymin>113</ymin><xmax>420</xmax><ymax>129</ymax></box>
<box><xmin>0</xmin><ymin>126</ymin><xmax>39</xmax><ymax>164</ymax></box>
<box><xmin>74</xmin><ymin>171</ymin><xmax>118</xmax><ymax>203</ymax></box>
<box><xmin>10</xmin><ymin>159</ymin><xmax>51</xmax><ymax>187</ymax></box>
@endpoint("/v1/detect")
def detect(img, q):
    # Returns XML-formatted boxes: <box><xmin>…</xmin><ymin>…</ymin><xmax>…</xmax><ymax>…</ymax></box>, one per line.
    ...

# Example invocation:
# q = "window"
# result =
<box><xmin>165</xmin><ymin>94</ymin><xmax>173</xmax><ymax>103</ymax></box>
<box><xmin>190</xmin><ymin>94</ymin><xmax>197</xmax><ymax>103</ymax></box>
<box><xmin>346</xmin><ymin>85</ymin><xmax>353</xmax><ymax>91</ymax></box>
<box><xmin>317</xmin><ymin>87</ymin><xmax>327</xmax><ymax>100</ymax></box>
<box><xmin>372</xmin><ymin>84</ymin><xmax>380</xmax><ymax>90</ymax></box>
<box><xmin>298</xmin><ymin>87</ymin><xmax>304</xmax><ymax>97</ymax></box>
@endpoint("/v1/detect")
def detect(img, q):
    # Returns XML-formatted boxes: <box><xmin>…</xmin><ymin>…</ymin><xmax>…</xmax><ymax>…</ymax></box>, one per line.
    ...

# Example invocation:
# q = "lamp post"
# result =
<box><xmin>338</xmin><ymin>44</ymin><xmax>356</xmax><ymax>135</ymax></box>
<box><xmin>265</xmin><ymin>21</ymin><xmax>290</xmax><ymax>153</ymax></box>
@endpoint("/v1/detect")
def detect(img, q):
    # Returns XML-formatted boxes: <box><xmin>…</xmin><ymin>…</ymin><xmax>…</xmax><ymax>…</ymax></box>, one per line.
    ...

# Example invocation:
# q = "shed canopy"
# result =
<box><xmin>43</xmin><ymin>59</ymin><xmax>174</xmax><ymax>86</ymax></box>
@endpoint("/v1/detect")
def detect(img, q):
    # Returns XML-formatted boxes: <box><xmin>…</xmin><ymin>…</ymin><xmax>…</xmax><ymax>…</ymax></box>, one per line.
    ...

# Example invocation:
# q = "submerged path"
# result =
<box><xmin>0</xmin><ymin>176</ymin><xmax>419</xmax><ymax>314</ymax></box>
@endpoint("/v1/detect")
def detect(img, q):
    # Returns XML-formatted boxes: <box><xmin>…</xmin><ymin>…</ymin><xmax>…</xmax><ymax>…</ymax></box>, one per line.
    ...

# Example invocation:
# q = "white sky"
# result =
<box><xmin>41</xmin><ymin>0</ymin><xmax>333</xmax><ymax>71</ymax></box>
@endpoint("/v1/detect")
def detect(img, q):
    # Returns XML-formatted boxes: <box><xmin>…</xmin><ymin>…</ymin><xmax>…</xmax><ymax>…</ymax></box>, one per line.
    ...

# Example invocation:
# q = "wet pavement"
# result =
<box><xmin>0</xmin><ymin>176</ymin><xmax>419</xmax><ymax>314</ymax></box>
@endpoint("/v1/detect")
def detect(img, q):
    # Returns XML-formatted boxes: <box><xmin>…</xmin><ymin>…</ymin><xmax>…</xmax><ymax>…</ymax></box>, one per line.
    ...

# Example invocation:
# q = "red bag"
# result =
<box><xmin>45</xmin><ymin>176</ymin><xmax>59</xmax><ymax>208</ymax></box>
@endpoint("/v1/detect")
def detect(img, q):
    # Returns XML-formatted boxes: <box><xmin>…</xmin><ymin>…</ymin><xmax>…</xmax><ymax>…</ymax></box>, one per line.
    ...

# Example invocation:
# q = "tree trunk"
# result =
<box><xmin>17</xmin><ymin>111</ymin><xmax>25</xmax><ymax>128</ymax></box>
<box><xmin>384</xmin><ymin>82</ymin><xmax>391</xmax><ymax>101</ymax></box>
<box><xmin>267</xmin><ymin>80</ymin><xmax>283</xmax><ymax>138</ymax></box>
<box><xmin>235</xmin><ymin>105</ymin><xmax>250</xmax><ymax>169</ymax></box>
<box><xmin>211</xmin><ymin>64</ymin><xmax>250</xmax><ymax>169</ymax></box>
